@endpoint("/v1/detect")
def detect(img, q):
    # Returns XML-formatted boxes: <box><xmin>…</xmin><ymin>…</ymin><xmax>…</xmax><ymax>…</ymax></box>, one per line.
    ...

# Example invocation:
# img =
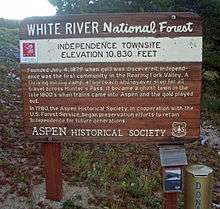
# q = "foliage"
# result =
<box><xmin>178</xmin><ymin>193</ymin><xmax>184</xmax><ymax>209</ymax></box>
<box><xmin>144</xmin><ymin>195</ymin><xmax>161</xmax><ymax>209</ymax></box>
<box><xmin>0</xmin><ymin>27</ymin><xmax>19</xmax><ymax>70</ymax></box>
<box><xmin>0</xmin><ymin>27</ymin><xmax>19</xmax><ymax>46</ymax></box>
<box><xmin>202</xmin><ymin>96</ymin><xmax>220</xmax><ymax>127</ymax></box>
<box><xmin>202</xmin><ymin>71</ymin><xmax>220</xmax><ymax>97</ymax></box>
<box><xmin>62</xmin><ymin>199</ymin><xmax>84</xmax><ymax>209</ymax></box>
<box><xmin>61</xmin><ymin>144</ymin><xmax>162</xmax><ymax>208</ymax></box>
<box><xmin>0</xmin><ymin>18</ymin><xmax>20</xmax><ymax>29</ymax></box>
<box><xmin>201</xmin><ymin>71</ymin><xmax>220</xmax><ymax>126</ymax></box>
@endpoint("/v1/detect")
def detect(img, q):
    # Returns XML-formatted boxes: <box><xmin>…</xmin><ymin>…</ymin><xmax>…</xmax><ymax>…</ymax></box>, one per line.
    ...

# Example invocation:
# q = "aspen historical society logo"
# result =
<box><xmin>20</xmin><ymin>41</ymin><xmax>37</xmax><ymax>63</ymax></box>
<box><xmin>23</xmin><ymin>42</ymin><xmax>36</xmax><ymax>57</ymax></box>
<box><xmin>171</xmin><ymin>122</ymin><xmax>187</xmax><ymax>138</ymax></box>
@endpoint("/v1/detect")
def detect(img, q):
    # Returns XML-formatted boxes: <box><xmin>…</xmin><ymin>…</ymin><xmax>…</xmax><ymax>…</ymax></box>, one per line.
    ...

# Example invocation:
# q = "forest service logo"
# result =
<box><xmin>171</xmin><ymin>122</ymin><xmax>187</xmax><ymax>138</ymax></box>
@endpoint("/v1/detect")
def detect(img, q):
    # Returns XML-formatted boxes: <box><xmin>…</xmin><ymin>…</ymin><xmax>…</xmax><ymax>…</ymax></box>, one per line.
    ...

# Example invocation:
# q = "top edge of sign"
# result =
<box><xmin>20</xmin><ymin>12</ymin><xmax>201</xmax><ymax>22</ymax></box>
<box><xmin>19</xmin><ymin>12</ymin><xmax>202</xmax><ymax>40</ymax></box>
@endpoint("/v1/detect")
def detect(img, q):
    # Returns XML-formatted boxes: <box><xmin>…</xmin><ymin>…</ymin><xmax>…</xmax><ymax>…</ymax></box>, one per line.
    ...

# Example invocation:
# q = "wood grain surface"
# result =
<box><xmin>20</xmin><ymin>13</ymin><xmax>202</xmax><ymax>144</ymax></box>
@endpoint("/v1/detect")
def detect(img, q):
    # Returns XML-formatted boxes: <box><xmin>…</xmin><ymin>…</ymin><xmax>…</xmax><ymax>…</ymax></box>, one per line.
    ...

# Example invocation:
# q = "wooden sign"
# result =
<box><xmin>20</xmin><ymin>13</ymin><xmax>202</xmax><ymax>143</ymax></box>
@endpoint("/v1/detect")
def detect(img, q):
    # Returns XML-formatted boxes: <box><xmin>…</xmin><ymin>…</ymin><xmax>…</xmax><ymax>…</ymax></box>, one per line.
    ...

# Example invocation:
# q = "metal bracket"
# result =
<box><xmin>159</xmin><ymin>145</ymin><xmax>188</xmax><ymax>167</ymax></box>
<box><xmin>159</xmin><ymin>145</ymin><xmax>188</xmax><ymax>193</ymax></box>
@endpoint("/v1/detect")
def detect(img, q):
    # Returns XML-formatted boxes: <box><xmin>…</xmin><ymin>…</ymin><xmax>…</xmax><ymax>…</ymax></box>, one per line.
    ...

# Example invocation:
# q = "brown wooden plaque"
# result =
<box><xmin>20</xmin><ymin>12</ymin><xmax>202</xmax><ymax>143</ymax></box>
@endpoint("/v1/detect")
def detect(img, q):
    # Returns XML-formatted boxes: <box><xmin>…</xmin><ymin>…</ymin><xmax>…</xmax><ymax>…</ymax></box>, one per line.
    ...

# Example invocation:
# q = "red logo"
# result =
<box><xmin>23</xmin><ymin>43</ymin><xmax>36</xmax><ymax>57</ymax></box>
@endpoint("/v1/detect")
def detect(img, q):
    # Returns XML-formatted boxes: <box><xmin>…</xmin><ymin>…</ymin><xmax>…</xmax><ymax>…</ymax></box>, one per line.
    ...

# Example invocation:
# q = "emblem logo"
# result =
<box><xmin>171</xmin><ymin>122</ymin><xmax>187</xmax><ymax>138</ymax></box>
<box><xmin>23</xmin><ymin>42</ymin><xmax>36</xmax><ymax>57</ymax></box>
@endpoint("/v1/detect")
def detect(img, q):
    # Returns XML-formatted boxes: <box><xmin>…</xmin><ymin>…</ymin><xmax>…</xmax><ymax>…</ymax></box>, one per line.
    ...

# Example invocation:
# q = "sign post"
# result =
<box><xmin>20</xmin><ymin>13</ymin><xmax>202</xmax><ymax>203</ymax></box>
<box><xmin>42</xmin><ymin>143</ymin><xmax>62</xmax><ymax>201</ymax></box>
<box><xmin>163</xmin><ymin>192</ymin><xmax>178</xmax><ymax>209</ymax></box>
